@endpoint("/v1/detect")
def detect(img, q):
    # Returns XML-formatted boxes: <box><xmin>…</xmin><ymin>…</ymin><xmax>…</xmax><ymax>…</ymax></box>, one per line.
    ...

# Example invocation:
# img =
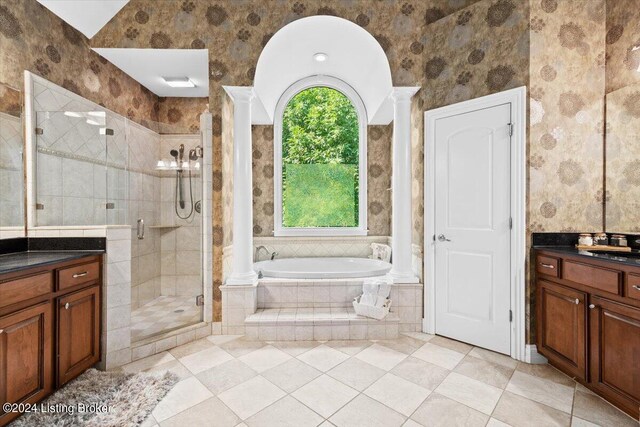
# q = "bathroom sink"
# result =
<box><xmin>586</xmin><ymin>250</ymin><xmax>640</xmax><ymax>259</ymax></box>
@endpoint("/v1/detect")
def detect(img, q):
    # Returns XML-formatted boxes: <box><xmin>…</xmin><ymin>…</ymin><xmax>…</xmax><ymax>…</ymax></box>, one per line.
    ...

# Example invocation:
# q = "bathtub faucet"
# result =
<box><xmin>271</xmin><ymin>251</ymin><xmax>278</xmax><ymax>260</ymax></box>
<box><xmin>255</xmin><ymin>245</ymin><xmax>269</xmax><ymax>261</ymax></box>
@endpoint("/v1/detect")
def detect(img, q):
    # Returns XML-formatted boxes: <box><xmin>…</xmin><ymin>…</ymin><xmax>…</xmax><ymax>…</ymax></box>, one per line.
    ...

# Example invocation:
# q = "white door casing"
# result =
<box><xmin>424</xmin><ymin>86</ymin><xmax>527</xmax><ymax>361</ymax></box>
<box><xmin>434</xmin><ymin>103</ymin><xmax>511</xmax><ymax>354</ymax></box>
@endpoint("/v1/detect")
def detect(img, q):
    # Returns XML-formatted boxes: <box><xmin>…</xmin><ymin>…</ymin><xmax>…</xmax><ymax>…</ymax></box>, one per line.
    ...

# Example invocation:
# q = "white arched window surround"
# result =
<box><xmin>273</xmin><ymin>75</ymin><xmax>368</xmax><ymax>237</ymax></box>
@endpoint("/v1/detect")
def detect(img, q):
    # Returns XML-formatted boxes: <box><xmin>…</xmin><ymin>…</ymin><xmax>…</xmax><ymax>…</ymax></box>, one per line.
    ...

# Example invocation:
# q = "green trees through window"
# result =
<box><xmin>281</xmin><ymin>87</ymin><xmax>360</xmax><ymax>228</ymax></box>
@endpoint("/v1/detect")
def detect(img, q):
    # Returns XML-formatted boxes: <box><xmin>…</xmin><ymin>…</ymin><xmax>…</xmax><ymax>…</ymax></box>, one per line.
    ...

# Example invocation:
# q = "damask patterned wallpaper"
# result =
<box><xmin>529</xmin><ymin>0</ymin><xmax>606</xmax><ymax>234</ymax></box>
<box><xmin>157</xmin><ymin>96</ymin><xmax>208</xmax><ymax>134</ymax></box>
<box><xmin>414</xmin><ymin>0</ymin><xmax>531</xmax><ymax>246</ymax></box>
<box><xmin>0</xmin><ymin>84</ymin><xmax>21</xmax><ymax>116</ymax></box>
<box><xmin>0</xmin><ymin>0</ymin><xmax>203</xmax><ymax>134</ymax></box>
<box><xmin>0</xmin><ymin>0</ymin><xmax>158</xmax><ymax>128</ymax></box>
<box><xmin>605</xmin><ymin>0</ymin><xmax>640</xmax><ymax>93</ymax></box>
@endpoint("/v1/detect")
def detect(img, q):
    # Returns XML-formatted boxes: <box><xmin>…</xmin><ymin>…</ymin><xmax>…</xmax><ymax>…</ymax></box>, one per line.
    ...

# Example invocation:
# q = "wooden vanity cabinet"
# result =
<box><xmin>537</xmin><ymin>279</ymin><xmax>587</xmax><ymax>380</ymax></box>
<box><xmin>0</xmin><ymin>302</ymin><xmax>53</xmax><ymax>426</ymax></box>
<box><xmin>589</xmin><ymin>296</ymin><xmax>640</xmax><ymax>417</ymax></box>
<box><xmin>535</xmin><ymin>250</ymin><xmax>640</xmax><ymax>419</ymax></box>
<box><xmin>0</xmin><ymin>255</ymin><xmax>102</xmax><ymax>427</ymax></box>
<box><xmin>57</xmin><ymin>285</ymin><xmax>100</xmax><ymax>387</ymax></box>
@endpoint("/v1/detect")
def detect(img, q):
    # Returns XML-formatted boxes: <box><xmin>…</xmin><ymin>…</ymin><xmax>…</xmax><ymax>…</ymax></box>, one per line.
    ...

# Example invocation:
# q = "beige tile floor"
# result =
<box><xmin>122</xmin><ymin>333</ymin><xmax>638</xmax><ymax>427</ymax></box>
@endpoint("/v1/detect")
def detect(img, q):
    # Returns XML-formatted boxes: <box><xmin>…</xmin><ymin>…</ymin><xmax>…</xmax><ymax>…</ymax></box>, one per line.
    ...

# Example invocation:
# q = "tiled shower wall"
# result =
<box><xmin>0</xmin><ymin>112</ymin><xmax>23</xmax><ymax>229</ymax></box>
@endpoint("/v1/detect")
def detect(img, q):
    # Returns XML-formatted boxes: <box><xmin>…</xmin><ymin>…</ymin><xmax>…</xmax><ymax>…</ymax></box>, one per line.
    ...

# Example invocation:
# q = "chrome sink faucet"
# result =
<box><xmin>271</xmin><ymin>251</ymin><xmax>278</xmax><ymax>260</ymax></box>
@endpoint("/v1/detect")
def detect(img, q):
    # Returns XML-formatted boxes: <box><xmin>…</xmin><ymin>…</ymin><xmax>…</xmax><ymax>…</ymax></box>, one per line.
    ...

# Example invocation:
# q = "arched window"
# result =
<box><xmin>274</xmin><ymin>76</ymin><xmax>367</xmax><ymax>236</ymax></box>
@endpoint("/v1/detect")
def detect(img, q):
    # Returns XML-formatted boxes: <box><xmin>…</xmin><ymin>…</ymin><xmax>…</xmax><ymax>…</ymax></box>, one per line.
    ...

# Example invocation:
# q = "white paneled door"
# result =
<box><xmin>434</xmin><ymin>103</ymin><xmax>512</xmax><ymax>355</ymax></box>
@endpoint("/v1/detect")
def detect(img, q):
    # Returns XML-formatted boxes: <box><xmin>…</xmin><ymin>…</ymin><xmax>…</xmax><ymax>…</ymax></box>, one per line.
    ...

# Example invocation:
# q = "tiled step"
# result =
<box><xmin>244</xmin><ymin>308</ymin><xmax>400</xmax><ymax>341</ymax></box>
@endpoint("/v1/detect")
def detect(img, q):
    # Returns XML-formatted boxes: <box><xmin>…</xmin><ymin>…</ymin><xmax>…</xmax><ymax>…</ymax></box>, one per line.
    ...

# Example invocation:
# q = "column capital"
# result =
<box><xmin>390</xmin><ymin>87</ymin><xmax>420</xmax><ymax>102</ymax></box>
<box><xmin>223</xmin><ymin>86</ymin><xmax>255</xmax><ymax>103</ymax></box>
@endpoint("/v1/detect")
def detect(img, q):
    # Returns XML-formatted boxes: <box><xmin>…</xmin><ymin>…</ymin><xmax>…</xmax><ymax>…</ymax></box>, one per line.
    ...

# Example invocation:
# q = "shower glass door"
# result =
<box><xmin>129</xmin><ymin>129</ymin><xmax>204</xmax><ymax>342</ymax></box>
<box><xmin>35</xmin><ymin>111</ymin><xmax>108</xmax><ymax>226</ymax></box>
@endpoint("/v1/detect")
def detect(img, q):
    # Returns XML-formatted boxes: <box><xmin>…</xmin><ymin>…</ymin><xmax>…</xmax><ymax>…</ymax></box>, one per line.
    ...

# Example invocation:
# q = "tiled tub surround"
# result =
<box><xmin>221</xmin><ymin>279</ymin><xmax>422</xmax><ymax>340</ymax></box>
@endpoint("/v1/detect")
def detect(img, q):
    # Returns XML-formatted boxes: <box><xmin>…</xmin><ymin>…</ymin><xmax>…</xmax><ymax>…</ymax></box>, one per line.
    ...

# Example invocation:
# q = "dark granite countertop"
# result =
<box><xmin>533</xmin><ymin>245</ymin><xmax>640</xmax><ymax>267</ymax></box>
<box><xmin>0</xmin><ymin>251</ymin><xmax>104</xmax><ymax>275</ymax></box>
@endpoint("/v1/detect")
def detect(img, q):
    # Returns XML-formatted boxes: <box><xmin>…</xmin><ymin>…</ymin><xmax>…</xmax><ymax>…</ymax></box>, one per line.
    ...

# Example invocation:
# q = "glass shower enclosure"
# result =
<box><xmin>35</xmin><ymin>109</ymin><xmax>204</xmax><ymax>342</ymax></box>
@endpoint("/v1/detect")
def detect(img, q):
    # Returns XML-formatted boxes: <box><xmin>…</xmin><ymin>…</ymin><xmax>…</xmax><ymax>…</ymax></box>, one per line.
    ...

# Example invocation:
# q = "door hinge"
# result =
<box><xmin>196</xmin><ymin>294</ymin><xmax>204</xmax><ymax>306</ymax></box>
<box><xmin>35</xmin><ymin>127</ymin><xmax>44</xmax><ymax>135</ymax></box>
<box><xmin>509</xmin><ymin>217</ymin><xmax>513</xmax><ymax>229</ymax></box>
<box><xmin>509</xmin><ymin>310</ymin><xmax>513</xmax><ymax>322</ymax></box>
<box><xmin>508</xmin><ymin>123</ymin><xmax>514</xmax><ymax>137</ymax></box>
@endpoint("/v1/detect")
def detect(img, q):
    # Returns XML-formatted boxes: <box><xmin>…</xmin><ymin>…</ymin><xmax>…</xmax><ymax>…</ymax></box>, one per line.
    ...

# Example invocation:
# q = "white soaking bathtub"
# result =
<box><xmin>254</xmin><ymin>257</ymin><xmax>391</xmax><ymax>279</ymax></box>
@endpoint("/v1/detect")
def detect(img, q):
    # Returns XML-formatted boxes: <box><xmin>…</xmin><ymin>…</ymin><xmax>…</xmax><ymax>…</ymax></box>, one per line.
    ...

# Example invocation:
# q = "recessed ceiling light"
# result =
<box><xmin>163</xmin><ymin>77</ymin><xmax>196</xmax><ymax>88</ymax></box>
<box><xmin>313</xmin><ymin>53</ymin><xmax>328</xmax><ymax>62</ymax></box>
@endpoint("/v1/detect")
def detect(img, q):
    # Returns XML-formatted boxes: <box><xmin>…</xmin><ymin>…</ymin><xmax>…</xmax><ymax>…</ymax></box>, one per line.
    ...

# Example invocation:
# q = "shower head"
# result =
<box><xmin>169</xmin><ymin>149</ymin><xmax>179</xmax><ymax>161</ymax></box>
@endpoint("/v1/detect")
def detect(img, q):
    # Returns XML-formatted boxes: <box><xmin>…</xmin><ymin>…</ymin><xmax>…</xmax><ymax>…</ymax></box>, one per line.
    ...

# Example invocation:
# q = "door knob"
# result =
<box><xmin>438</xmin><ymin>234</ymin><xmax>451</xmax><ymax>242</ymax></box>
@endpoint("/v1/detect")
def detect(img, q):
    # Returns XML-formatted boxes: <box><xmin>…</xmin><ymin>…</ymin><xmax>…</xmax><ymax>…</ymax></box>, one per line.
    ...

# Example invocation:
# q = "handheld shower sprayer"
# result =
<box><xmin>169</xmin><ymin>144</ymin><xmax>202</xmax><ymax>220</ymax></box>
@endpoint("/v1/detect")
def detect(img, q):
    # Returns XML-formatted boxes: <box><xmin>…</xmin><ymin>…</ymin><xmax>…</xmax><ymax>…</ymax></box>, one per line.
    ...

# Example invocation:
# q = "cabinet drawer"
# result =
<box><xmin>563</xmin><ymin>261</ymin><xmax>621</xmax><ymax>295</ymax></box>
<box><xmin>0</xmin><ymin>273</ymin><xmax>52</xmax><ymax>309</ymax></box>
<box><xmin>57</xmin><ymin>262</ymin><xmax>100</xmax><ymax>291</ymax></box>
<box><xmin>626</xmin><ymin>274</ymin><xmax>640</xmax><ymax>301</ymax></box>
<box><xmin>536</xmin><ymin>255</ymin><xmax>560</xmax><ymax>277</ymax></box>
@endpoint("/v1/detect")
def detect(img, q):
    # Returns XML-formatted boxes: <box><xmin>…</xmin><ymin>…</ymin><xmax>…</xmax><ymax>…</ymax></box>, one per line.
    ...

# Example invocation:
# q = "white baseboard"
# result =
<box><xmin>524</xmin><ymin>344</ymin><xmax>548</xmax><ymax>364</ymax></box>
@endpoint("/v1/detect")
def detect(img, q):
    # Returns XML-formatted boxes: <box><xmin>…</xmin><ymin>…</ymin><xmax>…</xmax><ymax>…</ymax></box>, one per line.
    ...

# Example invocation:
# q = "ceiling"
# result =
<box><xmin>254</xmin><ymin>16</ymin><xmax>394</xmax><ymax>125</ymax></box>
<box><xmin>92</xmin><ymin>48</ymin><xmax>209</xmax><ymax>97</ymax></box>
<box><xmin>37</xmin><ymin>0</ymin><xmax>129</xmax><ymax>39</ymax></box>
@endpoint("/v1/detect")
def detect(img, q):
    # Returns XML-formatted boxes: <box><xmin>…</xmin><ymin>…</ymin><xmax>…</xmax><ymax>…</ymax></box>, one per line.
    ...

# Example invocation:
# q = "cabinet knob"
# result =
<box><xmin>633</xmin><ymin>285</ymin><xmax>640</xmax><ymax>291</ymax></box>
<box><xmin>0</xmin><ymin>329</ymin><xmax>3</xmax><ymax>334</ymax></box>
<box><xmin>589</xmin><ymin>304</ymin><xmax>596</xmax><ymax>309</ymax></box>
<box><xmin>574</xmin><ymin>298</ymin><xmax>580</xmax><ymax>305</ymax></box>
<box><xmin>64</xmin><ymin>303</ymin><xmax>70</xmax><ymax>310</ymax></box>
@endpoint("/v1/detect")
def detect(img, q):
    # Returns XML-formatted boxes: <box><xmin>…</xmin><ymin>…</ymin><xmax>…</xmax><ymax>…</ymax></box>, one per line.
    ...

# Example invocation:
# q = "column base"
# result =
<box><xmin>225</xmin><ymin>271</ymin><xmax>259</xmax><ymax>286</ymax></box>
<box><xmin>389</xmin><ymin>270</ymin><xmax>420</xmax><ymax>284</ymax></box>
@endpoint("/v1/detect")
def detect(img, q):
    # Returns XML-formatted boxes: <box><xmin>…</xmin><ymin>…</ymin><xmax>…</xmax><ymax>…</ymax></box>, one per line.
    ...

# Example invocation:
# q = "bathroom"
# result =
<box><xmin>0</xmin><ymin>0</ymin><xmax>639</xmax><ymax>426</ymax></box>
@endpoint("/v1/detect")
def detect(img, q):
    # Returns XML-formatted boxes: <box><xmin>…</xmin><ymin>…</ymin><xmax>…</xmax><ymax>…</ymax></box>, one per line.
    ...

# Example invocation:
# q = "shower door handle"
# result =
<box><xmin>137</xmin><ymin>218</ymin><xmax>145</xmax><ymax>240</ymax></box>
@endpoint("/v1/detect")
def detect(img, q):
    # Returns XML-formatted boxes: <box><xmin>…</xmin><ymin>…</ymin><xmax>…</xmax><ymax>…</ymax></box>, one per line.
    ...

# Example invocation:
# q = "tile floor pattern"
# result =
<box><xmin>121</xmin><ymin>333</ymin><xmax>639</xmax><ymax>427</ymax></box>
<box><xmin>131</xmin><ymin>296</ymin><xmax>201</xmax><ymax>342</ymax></box>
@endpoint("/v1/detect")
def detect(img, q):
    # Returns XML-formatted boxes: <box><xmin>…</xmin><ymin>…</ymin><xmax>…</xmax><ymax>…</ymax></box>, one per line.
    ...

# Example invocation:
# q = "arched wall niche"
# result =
<box><xmin>252</xmin><ymin>16</ymin><xmax>394</xmax><ymax>125</ymax></box>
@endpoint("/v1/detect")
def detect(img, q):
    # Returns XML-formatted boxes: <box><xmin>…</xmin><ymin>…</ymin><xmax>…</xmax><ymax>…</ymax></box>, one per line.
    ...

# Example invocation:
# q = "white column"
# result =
<box><xmin>224</xmin><ymin>87</ymin><xmax>258</xmax><ymax>285</ymax></box>
<box><xmin>390</xmin><ymin>87</ymin><xmax>420</xmax><ymax>284</ymax></box>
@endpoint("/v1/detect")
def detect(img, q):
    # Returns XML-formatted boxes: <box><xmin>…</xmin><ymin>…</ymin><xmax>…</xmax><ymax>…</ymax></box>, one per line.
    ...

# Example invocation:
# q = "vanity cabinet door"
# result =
<box><xmin>537</xmin><ymin>280</ymin><xmax>587</xmax><ymax>380</ymax></box>
<box><xmin>0</xmin><ymin>302</ymin><xmax>53</xmax><ymax>427</ymax></box>
<box><xmin>57</xmin><ymin>286</ymin><xmax>100</xmax><ymax>387</ymax></box>
<box><xmin>589</xmin><ymin>296</ymin><xmax>640</xmax><ymax>418</ymax></box>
